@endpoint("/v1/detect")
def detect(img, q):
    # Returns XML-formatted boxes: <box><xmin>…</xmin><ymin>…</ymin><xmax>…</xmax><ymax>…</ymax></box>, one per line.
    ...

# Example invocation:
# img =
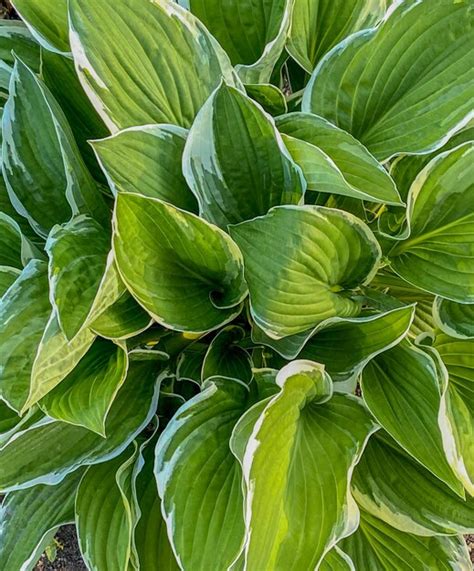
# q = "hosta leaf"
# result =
<box><xmin>76</xmin><ymin>445</ymin><xmax>138</xmax><ymax>571</ymax></box>
<box><xmin>341</xmin><ymin>510</ymin><xmax>471</xmax><ymax>570</ymax></box>
<box><xmin>287</xmin><ymin>0</ymin><xmax>387</xmax><ymax>73</ymax></box>
<box><xmin>0</xmin><ymin>265</ymin><xmax>19</xmax><ymax>296</ymax></box>
<box><xmin>353</xmin><ymin>432</ymin><xmax>474</xmax><ymax>536</ymax></box>
<box><xmin>156</xmin><ymin>378</ymin><xmax>251</xmax><ymax>571</ymax></box>
<box><xmin>202</xmin><ymin>326</ymin><xmax>252</xmax><ymax>383</ymax></box>
<box><xmin>276</xmin><ymin>113</ymin><xmax>401</xmax><ymax>205</ymax></box>
<box><xmin>26</xmin><ymin>313</ymin><xmax>95</xmax><ymax>411</ymax></box>
<box><xmin>92</xmin><ymin>124</ymin><xmax>198</xmax><ymax>212</ymax></box>
<box><xmin>434</xmin><ymin>334</ymin><xmax>474</xmax><ymax>495</ymax></box>
<box><xmin>229</xmin><ymin>205</ymin><xmax>381</xmax><ymax>338</ymax></box>
<box><xmin>0</xmin><ymin>20</ymin><xmax>40</xmax><ymax>71</ymax></box>
<box><xmin>40</xmin><ymin>339</ymin><xmax>128</xmax><ymax>436</ymax></box>
<box><xmin>0</xmin><ymin>211</ymin><xmax>39</xmax><ymax>268</ymax></box>
<box><xmin>12</xmin><ymin>0</ymin><xmax>69</xmax><ymax>53</ymax></box>
<box><xmin>361</xmin><ymin>342</ymin><xmax>464</xmax><ymax>496</ymax></box>
<box><xmin>389</xmin><ymin>143</ymin><xmax>474</xmax><ymax>302</ymax></box>
<box><xmin>0</xmin><ymin>469</ymin><xmax>84</xmax><ymax>571</ymax></box>
<box><xmin>113</xmin><ymin>192</ymin><xmax>247</xmax><ymax>334</ymax></box>
<box><xmin>69</xmin><ymin>0</ymin><xmax>240</xmax><ymax>131</ymax></box>
<box><xmin>46</xmin><ymin>215</ymin><xmax>110</xmax><ymax>340</ymax></box>
<box><xmin>176</xmin><ymin>341</ymin><xmax>208</xmax><ymax>383</ymax></box>
<box><xmin>320</xmin><ymin>547</ymin><xmax>354</xmax><ymax>571</ymax></box>
<box><xmin>183</xmin><ymin>84</ymin><xmax>305</xmax><ymax>229</ymax></box>
<box><xmin>244</xmin><ymin>83</ymin><xmax>287</xmax><ymax>116</ymax></box>
<box><xmin>2</xmin><ymin>58</ymin><xmax>109</xmax><ymax>237</ymax></box>
<box><xmin>0</xmin><ymin>260</ymin><xmax>51</xmax><ymax>411</ymax></box>
<box><xmin>134</xmin><ymin>436</ymin><xmax>179</xmax><ymax>571</ymax></box>
<box><xmin>434</xmin><ymin>298</ymin><xmax>474</xmax><ymax>339</ymax></box>
<box><xmin>303</xmin><ymin>0</ymin><xmax>474</xmax><ymax>160</ymax></box>
<box><xmin>0</xmin><ymin>360</ymin><xmax>161</xmax><ymax>492</ymax></box>
<box><xmin>234</xmin><ymin>361</ymin><xmax>376</xmax><ymax>570</ymax></box>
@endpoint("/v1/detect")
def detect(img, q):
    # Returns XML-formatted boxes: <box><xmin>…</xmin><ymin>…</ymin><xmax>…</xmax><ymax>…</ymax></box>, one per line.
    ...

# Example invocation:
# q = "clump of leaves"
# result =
<box><xmin>0</xmin><ymin>0</ymin><xmax>473</xmax><ymax>569</ymax></box>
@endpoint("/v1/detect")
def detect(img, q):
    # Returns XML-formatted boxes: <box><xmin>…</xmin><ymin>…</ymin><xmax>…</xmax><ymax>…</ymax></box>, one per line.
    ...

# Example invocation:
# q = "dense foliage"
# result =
<box><xmin>0</xmin><ymin>0</ymin><xmax>473</xmax><ymax>569</ymax></box>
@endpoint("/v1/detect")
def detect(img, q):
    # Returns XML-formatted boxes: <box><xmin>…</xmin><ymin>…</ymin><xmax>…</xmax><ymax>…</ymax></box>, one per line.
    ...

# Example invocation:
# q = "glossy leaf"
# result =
<box><xmin>40</xmin><ymin>339</ymin><xmax>128</xmax><ymax>436</ymax></box>
<box><xmin>276</xmin><ymin>112</ymin><xmax>401</xmax><ymax>205</ymax></box>
<box><xmin>244</xmin><ymin>83</ymin><xmax>287</xmax><ymax>116</ymax></box>
<box><xmin>234</xmin><ymin>361</ymin><xmax>376</xmax><ymax>570</ymax></box>
<box><xmin>361</xmin><ymin>342</ymin><xmax>464</xmax><ymax>496</ymax></box>
<box><xmin>69</xmin><ymin>0</ymin><xmax>241</xmax><ymax>131</ymax></box>
<box><xmin>229</xmin><ymin>205</ymin><xmax>381</xmax><ymax>338</ymax></box>
<box><xmin>434</xmin><ymin>298</ymin><xmax>474</xmax><ymax>339</ymax></box>
<box><xmin>303</xmin><ymin>0</ymin><xmax>474</xmax><ymax>160</ymax></box>
<box><xmin>0</xmin><ymin>360</ymin><xmax>161</xmax><ymax>492</ymax></box>
<box><xmin>0</xmin><ymin>211</ymin><xmax>39</xmax><ymax>268</ymax></box>
<box><xmin>113</xmin><ymin>192</ymin><xmax>247</xmax><ymax>333</ymax></box>
<box><xmin>183</xmin><ymin>84</ymin><xmax>305</xmax><ymax>229</ymax></box>
<box><xmin>202</xmin><ymin>326</ymin><xmax>252</xmax><ymax>383</ymax></box>
<box><xmin>389</xmin><ymin>143</ymin><xmax>474</xmax><ymax>302</ymax></box>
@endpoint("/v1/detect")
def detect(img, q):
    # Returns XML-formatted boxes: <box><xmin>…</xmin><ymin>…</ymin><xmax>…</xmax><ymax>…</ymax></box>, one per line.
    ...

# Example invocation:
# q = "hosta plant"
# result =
<box><xmin>0</xmin><ymin>0</ymin><xmax>473</xmax><ymax>569</ymax></box>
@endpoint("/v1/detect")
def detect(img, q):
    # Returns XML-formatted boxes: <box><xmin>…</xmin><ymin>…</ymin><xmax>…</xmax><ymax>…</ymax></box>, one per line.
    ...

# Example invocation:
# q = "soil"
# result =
<box><xmin>34</xmin><ymin>526</ymin><xmax>86</xmax><ymax>571</ymax></box>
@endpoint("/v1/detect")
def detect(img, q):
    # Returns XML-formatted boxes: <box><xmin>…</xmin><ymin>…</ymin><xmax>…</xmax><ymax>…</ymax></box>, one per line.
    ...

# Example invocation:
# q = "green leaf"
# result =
<box><xmin>303</xmin><ymin>0</ymin><xmax>474</xmax><ymax>160</ymax></box>
<box><xmin>113</xmin><ymin>192</ymin><xmax>247</xmax><ymax>334</ymax></box>
<box><xmin>0</xmin><ymin>211</ymin><xmax>39</xmax><ymax>268</ymax></box>
<box><xmin>202</xmin><ymin>325</ymin><xmax>252</xmax><ymax>383</ymax></box>
<box><xmin>288</xmin><ymin>0</ymin><xmax>386</xmax><ymax>73</ymax></box>
<box><xmin>26</xmin><ymin>313</ymin><xmax>95</xmax><ymax>412</ymax></box>
<box><xmin>276</xmin><ymin>112</ymin><xmax>401</xmax><ymax>205</ymax></box>
<box><xmin>40</xmin><ymin>339</ymin><xmax>128</xmax><ymax>436</ymax></box>
<box><xmin>69</xmin><ymin>0</ymin><xmax>241</xmax><ymax>131</ymax></box>
<box><xmin>229</xmin><ymin>205</ymin><xmax>381</xmax><ymax>338</ymax></box>
<box><xmin>353</xmin><ymin>432</ymin><xmax>474</xmax><ymax>536</ymax></box>
<box><xmin>12</xmin><ymin>0</ymin><xmax>69</xmax><ymax>53</ymax></box>
<box><xmin>2</xmin><ymin>58</ymin><xmax>109</xmax><ymax>237</ymax></box>
<box><xmin>182</xmin><ymin>84</ymin><xmax>305</xmax><ymax>229</ymax></box>
<box><xmin>389</xmin><ymin>143</ymin><xmax>474</xmax><ymax>302</ymax></box>
<box><xmin>0</xmin><ymin>265</ymin><xmax>20</xmax><ymax>296</ymax></box>
<box><xmin>176</xmin><ymin>341</ymin><xmax>208</xmax><ymax>383</ymax></box>
<box><xmin>92</xmin><ymin>124</ymin><xmax>198</xmax><ymax>212</ymax></box>
<box><xmin>244</xmin><ymin>83</ymin><xmax>287</xmax><ymax>116</ymax></box>
<box><xmin>76</xmin><ymin>445</ymin><xmax>138</xmax><ymax>571</ymax></box>
<box><xmin>319</xmin><ymin>547</ymin><xmax>354</xmax><ymax>571</ymax></box>
<box><xmin>0</xmin><ymin>20</ymin><xmax>40</xmax><ymax>71</ymax></box>
<box><xmin>434</xmin><ymin>298</ymin><xmax>474</xmax><ymax>339</ymax></box>
<box><xmin>434</xmin><ymin>333</ymin><xmax>474</xmax><ymax>495</ymax></box>
<box><xmin>361</xmin><ymin>342</ymin><xmax>464</xmax><ymax>496</ymax></box>
<box><xmin>0</xmin><ymin>360</ymin><xmax>161</xmax><ymax>492</ymax></box>
<box><xmin>341</xmin><ymin>510</ymin><xmax>471</xmax><ymax>570</ymax></box>
<box><xmin>233</xmin><ymin>361</ymin><xmax>376</xmax><ymax>570</ymax></box>
<box><xmin>0</xmin><ymin>260</ymin><xmax>51</xmax><ymax>411</ymax></box>
<box><xmin>134</xmin><ymin>435</ymin><xmax>179</xmax><ymax>571</ymax></box>
<box><xmin>0</xmin><ymin>469</ymin><xmax>84</xmax><ymax>571</ymax></box>
<box><xmin>156</xmin><ymin>378</ymin><xmax>250</xmax><ymax>571</ymax></box>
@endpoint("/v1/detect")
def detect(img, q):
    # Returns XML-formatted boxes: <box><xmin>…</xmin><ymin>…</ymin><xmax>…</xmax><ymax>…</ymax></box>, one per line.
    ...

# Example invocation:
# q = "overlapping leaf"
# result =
<box><xmin>434</xmin><ymin>298</ymin><xmax>474</xmax><ymax>339</ymax></box>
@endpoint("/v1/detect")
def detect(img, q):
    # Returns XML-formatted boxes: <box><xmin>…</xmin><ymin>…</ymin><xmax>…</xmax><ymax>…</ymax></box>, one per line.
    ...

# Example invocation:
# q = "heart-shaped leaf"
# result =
<box><xmin>202</xmin><ymin>326</ymin><xmax>252</xmax><ymax>383</ymax></box>
<box><xmin>434</xmin><ymin>298</ymin><xmax>474</xmax><ymax>339</ymax></box>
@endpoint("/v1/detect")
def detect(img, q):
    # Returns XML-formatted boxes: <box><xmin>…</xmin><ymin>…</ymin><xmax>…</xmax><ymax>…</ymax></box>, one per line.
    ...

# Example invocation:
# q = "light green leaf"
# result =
<box><xmin>434</xmin><ymin>298</ymin><xmax>474</xmax><ymax>339</ymax></box>
<box><xmin>0</xmin><ymin>211</ymin><xmax>39</xmax><ymax>268</ymax></box>
<box><xmin>303</xmin><ymin>0</ymin><xmax>474</xmax><ymax>160</ymax></box>
<box><xmin>353</xmin><ymin>432</ymin><xmax>474</xmax><ymax>536</ymax></box>
<box><xmin>229</xmin><ymin>205</ymin><xmax>381</xmax><ymax>338</ymax></box>
<box><xmin>76</xmin><ymin>445</ymin><xmax>138</xmax><ymax>571</ymax></box>
<box><xmin>0</xmin><ymin>260</ymin><xmax>51</xmax><ymax>411</ymax></box>
<box><xmin>0</xmin><ymin>469</ymin><xmax>84</xmax><ymax>571</ymax></box>
<box><xmin>434</xmin><ymin>334</ymin><xmax>474</xmax><ymax>495</ymax></box>
<box><xmin>202</xmin><ymin>325</ymin><xmax>252</xmax><ymax>383</ymax></box>
<box><xmin>92</xmin><ymin>124</ymin><xmax>198</xmax><ymax>212</ymax></box>
<box><xmin>26</xmin><ymin>312</ymin><xmax>95</xmax><ymax>412</ymax></box>
<box><xmin>389</xmin><ymin>143</ymin><xmax>474</xmax><ymax>302</ymax></box>
<box><xmin>113</xmin><ymin>192</ymin><xmax>247</xmax><ymax>334</ymax></box>
<box><xmin>0</xmin><ymin>265</ymin><xmax>20</xmax><ymax>296</ymax></box>
<box><xmin>12</xmin><ymin>0</ymin><xmax>69</xmax><ymax>53</ymax></box>
<box><xmin>134</xmin><ymin>435</ymin><xmax>179</xmax><ymax>571</ymax></box>
<box><xmin>46</xmin><ymin>215</ymin><xmax>110</xmax><ymax>340</ymax></box>
<box><xmin>320</xmin><ymin>546</ymin><xmax>355</xmax><ymax>571</ymax></box>
<box><xmin>40</xmin><ymin>339</ymin><xmax>128</xmax><ymax>436</ymax></box>
<box><xmin>234</xmin><ymin>361</ymin><xmax>376</xmax><ymax>570</ymax></box>
<box><xmin>244</xmin><ymin>83</ymin><xmax>287</xmax><ymax>116</ymax></box>
<box><xmin>182</xmin><ymin>84</ymin><xmax>305</xmax><ymax>229</ymax></box>
<box><xmin>288</xmin><ymin>0</ymin><xmax>387</xmax><ymax>73</ymax></box>
<box><xmin>361</xmin><ymin>342</ymin><xmax>464</xmax><ymax>496</ymax></box>
<box><xmin>0</xmin><ymin>360</ymin><xmax>161</xmax><ymax>492</ymax></box>
<box><xmin>69</xmin><ymin>0</ymin><xmax>241</xmax><ymax>132</ymax></box>
<box><xmin>341</xmin><ymin>510</ymin><xmax>471</xmax><ymax>570</ymax></box>
<box><xmin>156</xmin><ymin>378</ymin><xmax>250</xmax><ymax>571</ymax></box>
<box><xmin>2</xmin><ymin>58</ymin><xmax>109</xmax><ymax>237</ymax></box>
<box><xmin>276</xmin><ymin>112</ymin><xmax>401</xmax><ymax>205</ymax></box>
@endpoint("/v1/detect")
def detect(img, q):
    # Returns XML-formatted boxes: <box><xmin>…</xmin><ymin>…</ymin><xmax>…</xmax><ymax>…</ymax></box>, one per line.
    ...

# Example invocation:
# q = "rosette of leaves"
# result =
<box><xmin>0</xmin><ymin>0</ymin><xmax>473</xmax><ymax>569</ymax></box>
